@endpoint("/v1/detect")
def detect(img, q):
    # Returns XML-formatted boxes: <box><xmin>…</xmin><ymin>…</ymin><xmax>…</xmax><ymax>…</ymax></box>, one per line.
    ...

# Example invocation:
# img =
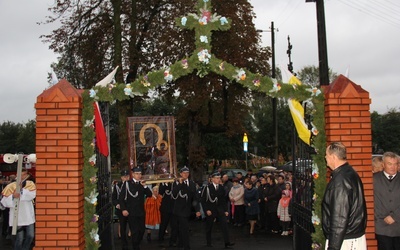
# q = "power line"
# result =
<box><xmin>360</xmin><ymin>0</ymin><xmax>400</xmax><ymax>22</ymax></box>
<box><xmin>276</xmin><ymin>0</ymin><xmax>303</xmax><ymax>27</ymax></box>
<box><xmin>337</xmin><ymin>0</ymin><xmax>400</xmax><ymax>29</ymax></box>
<box><xmin>382</xmin><ymin>0</ymin><xmax>400</xmax><ymax>10</ymax></box>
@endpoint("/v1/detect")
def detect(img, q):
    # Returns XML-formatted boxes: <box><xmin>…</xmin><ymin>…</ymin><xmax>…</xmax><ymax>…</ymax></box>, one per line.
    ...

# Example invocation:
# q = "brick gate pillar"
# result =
<box><xmin>324</xmin><ymin>74</ymin><xmax>376</xmax><ymax>248</ymax></box>
<box><xmin>34</xmin><ymin>79</ymin><xmax>85</xmax><ymax>250</ymax></box>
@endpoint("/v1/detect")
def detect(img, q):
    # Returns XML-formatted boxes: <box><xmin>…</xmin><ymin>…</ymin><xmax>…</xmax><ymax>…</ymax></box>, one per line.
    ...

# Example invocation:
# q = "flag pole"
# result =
<box><xmin>12</xmin><ymin>154</ymin><xmax>23</xmax><ymax>235</ymax></box>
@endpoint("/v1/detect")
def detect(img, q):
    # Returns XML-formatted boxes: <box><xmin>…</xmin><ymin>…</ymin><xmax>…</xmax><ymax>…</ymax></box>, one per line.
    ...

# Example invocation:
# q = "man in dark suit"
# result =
<box><xmin>374</xmin><ymin>151</ymin><xmax>400</xmax><ymax>249</ymax></box>
<box><xmin>112</xmin><ymin>169</ymin><xmax>130</xmax><ymax>249</ymax></box>
<box><xmin>119</xmin><ymin>167</ymin><xmax>152</xmax><ymax>250</ymax></box>
<box><xmin>170</xmin><ymin>166</ymin><xmax>201</xmax><ymax>250</ymax></box>
<box><xmin>158</xmin><ymin>181</ymin><xmax>175</xmax><ymax>242</ymax></box>
<box><xmin>201</xmin><ymin>172</ymin><xmax>235</xmax><ymax>249</ymax></box>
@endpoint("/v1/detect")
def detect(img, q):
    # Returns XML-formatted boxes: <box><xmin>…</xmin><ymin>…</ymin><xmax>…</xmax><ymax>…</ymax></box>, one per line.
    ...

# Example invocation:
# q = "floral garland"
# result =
<box><xmin>81</xmin><ymin>0</ymin><xmax>327</xmax><ymax>248</ymax></box>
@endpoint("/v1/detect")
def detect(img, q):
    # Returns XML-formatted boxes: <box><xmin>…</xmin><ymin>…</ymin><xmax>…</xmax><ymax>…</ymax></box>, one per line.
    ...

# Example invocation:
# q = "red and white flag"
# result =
<box><xmin>93</xmin><ymin>102</ymin><xmax>109</xmax><ymax>157</ymax></box>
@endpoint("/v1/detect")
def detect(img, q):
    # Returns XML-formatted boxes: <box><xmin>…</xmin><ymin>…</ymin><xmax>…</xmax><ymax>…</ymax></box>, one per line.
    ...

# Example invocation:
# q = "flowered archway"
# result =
<box><xmin>82</xmin><ymin>0</ymin><xmax>327</xmax><ymax>248</ymax></box>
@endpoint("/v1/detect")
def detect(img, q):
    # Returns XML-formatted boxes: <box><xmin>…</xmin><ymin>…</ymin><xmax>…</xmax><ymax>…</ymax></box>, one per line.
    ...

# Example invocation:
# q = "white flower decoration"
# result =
<box><xmin>90</xmin><ymin>228</ymin><xmax>100</xmax><ymax>243</ymax></box>
<box><xmin>200</xmin><ymin>35</ymin><xmax>208</xmax><ymax>43</ymax></box>
<box><xmin>85</xmin><ymin>189</ymin><xmax>99</xmax><ymax>205</ymax></box>
<box><xmin>220</xmin><ymin>17</ymin><xmax>228</xmax><ymax>25</ymax></box>
<box><xmin>269</xmin><ymin>78</ymin><xmax>281</xmax><ymax>93</ymax></box>
<box><xmin>197</xmin><ymin>49</ymin><xmax>211</xmax><ymax>64</ymax></box>
<box><xmin>306</xmin><ymin>87</ymin><xmax>321</xmax><ymax>96</ymax></box>
<box><xmin>85</xmin><ymin>119</ymin><xmax>94</xmax><ymax>127</ymax></box>
<box><xmin>312</xmin><ymin>211</ymin><xmax>320</xmax><ymax>225</ymax></box>
<box><xmin>181</xmin><ymin>16</ymin><xmax>187</xmax><ymax>26</ymax></box>
<box><xmin>164</xmin><ymin>68</ymin><xmax>173</xmax><ymax>82</ymax></box>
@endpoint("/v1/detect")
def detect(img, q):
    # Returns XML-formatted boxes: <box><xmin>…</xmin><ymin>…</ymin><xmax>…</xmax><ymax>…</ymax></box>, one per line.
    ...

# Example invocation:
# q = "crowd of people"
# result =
<box><xmin>111</xmin><ymin>143</ymin><xmax>400</xmax><ymax>250</ymax></box>
<box><xmin>0</xmin><ymin>142</ymin><xmax>397</xmax><ymax>250</ymax></box>
<box><xmin>112</xmin><ymin>163</ymin><xmax>296</xmax><ymax>250</ymax></box>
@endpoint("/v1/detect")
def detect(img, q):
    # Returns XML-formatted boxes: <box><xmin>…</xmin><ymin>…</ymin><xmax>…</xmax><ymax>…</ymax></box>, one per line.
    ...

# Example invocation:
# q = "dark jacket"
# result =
<box><xmin>171</xmin><ymin>180</ymin><xmax>200</xmax><ymax>217</ymax></box>
<box><xmin>119</xmin><ymin>180</ymin><xmax>152</xmax><ymax>217</ymax></box>
<box><xmin>262</xmin><ymin>182</ymin><xmax>281</xmax><ymax>213</ymax></box>
<box><xmin>159</xmin><ymin>182</ymin><xmax>175</xmax><ymax>213</ymax></box>
<box><xmin>244</xmin><ymin>187</ymin><xmax>259</xmax><ymax>216</ymax></box>
<box><xmin>322</xmin><ymin>163</ymin><xmax>367</xmax><ymax>250</ymax></box>
<box><xmin>112</xmin><ymin>181</ymin><xmax>125</xmax><ymax>216</ymax></box>
<box><xmin>373</xmin><ymin>171</ymin><xmax>400</xmax><ymax>237</ymax></box>
<box><xmin>201</xmin><ymin>183</ymin><xmax>228</xmax><ymax>216</ymax></box>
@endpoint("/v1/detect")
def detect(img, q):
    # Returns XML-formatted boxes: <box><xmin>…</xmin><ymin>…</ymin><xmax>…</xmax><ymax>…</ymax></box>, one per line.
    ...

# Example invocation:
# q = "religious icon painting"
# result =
<box><xmin>127</xmin><ymin>116</ymin><xmax>177</xmax><ymax>183</ymax></box>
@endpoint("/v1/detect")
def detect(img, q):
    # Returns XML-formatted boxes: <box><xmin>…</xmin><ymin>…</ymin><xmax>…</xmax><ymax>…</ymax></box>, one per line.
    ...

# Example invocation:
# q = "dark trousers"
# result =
<box><xmin>117</xmin><ymin>212</ymin><xmax>129</xmax><ymax>249</ymax></box>
<box><xmin>233</xmin><ymin>205</ymin><xmax>245</xmax><ymax>225</ymax></box>
<box><xmin>169</xmin><ymin>215</ymin><xmax>178</xmax><ymax>246</ymax></box>
<box><xmin>176</xmin><ymin>215</ymin><xmax>190</xmax><ymax>250</ymax></box>
<box><xmin>266</xmin><ymin>211</ymin><xmax>279</xmax><ymax>232</ymax></box>
<box><xmin>205</xmin><ymin>212</ymin><xmax>229</xmax><ymax>245</ymax></box>
<box><xmin>376</xmin><ymin>234</ymin><xmax>400</xmax><ymax>250</ymax></box>
<box><xmin>280</xmin><ymin>221</ymin><xmax>290</xmax><ymax>231</ymax></box>
<box><xmin>1</xmin><ymin>208</ymin><xmax>9</xmax><ymax>236</ymax></box>
<box><xmin>258</xmin><ymin>204</ymin><xmax>266</xmax><ymax>229</ymax></box>
<box><xmin>127</xmin><ymin>215</ymin><xmax>145</xmax><ymax>250</ymax></box>
<box><xmin>158</xmin><ymin>211</ymin><xmax>172</xmax><ymax>241</ymax></box>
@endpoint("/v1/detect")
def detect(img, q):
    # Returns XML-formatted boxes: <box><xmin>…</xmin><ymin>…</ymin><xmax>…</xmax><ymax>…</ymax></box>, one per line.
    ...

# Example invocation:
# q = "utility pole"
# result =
<box><xmin>306</xmin><ymin>0</ymin><xmax>329</xmax><ymax>86</ymax></box>
<box><xmin>257</xmin><ymin>21</ymin><xmax>278</xmax><ymax>166</ymax></box>
<box><xmin>271</xmin><ymin>22</ymin><xmax>278</xmax><ymax>167</ymax></box>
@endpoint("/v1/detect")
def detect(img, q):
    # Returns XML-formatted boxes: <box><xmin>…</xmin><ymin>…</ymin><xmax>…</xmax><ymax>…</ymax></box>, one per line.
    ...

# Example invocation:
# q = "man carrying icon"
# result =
<box><xmin>119</xmin><ymin>166</ymin><xmax>152</xmax><ymax>250</ymax></box>
<box><xmin>1</xmin><ymin>168</ymin><xmax>36</xmax><ymax>250</ymax></box>
<box><xmin>170</xmin><ymin>166</ymin><xmax>201</xmax><ymax>250</ymax></box>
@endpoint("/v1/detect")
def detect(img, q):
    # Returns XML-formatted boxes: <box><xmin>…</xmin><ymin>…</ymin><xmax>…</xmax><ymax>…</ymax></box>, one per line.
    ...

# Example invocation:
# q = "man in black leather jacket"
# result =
<box><xmin>322</xmin><ymin>142</ymin><xmax>367</xmax><ymax>250</ymax></box>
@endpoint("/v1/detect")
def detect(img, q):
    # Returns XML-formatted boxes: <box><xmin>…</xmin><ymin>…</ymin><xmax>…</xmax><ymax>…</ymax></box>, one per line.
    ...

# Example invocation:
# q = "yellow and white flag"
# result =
<box><xmin>288</xmin><ymin>75</ymin><xmax>311</xmax><ymax>145</ymax></box>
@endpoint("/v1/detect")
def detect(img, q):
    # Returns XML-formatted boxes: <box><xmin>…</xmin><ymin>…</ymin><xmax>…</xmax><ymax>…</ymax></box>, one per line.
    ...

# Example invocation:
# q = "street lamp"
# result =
<box><xmin>243</xmin><ymin>133</ymin><xmax>248</xmax><ymax>170</ymax></box>
<box><xmin>257</xmin><ymin>21</ymin><xmax>278</xmax><ymax>166</ymax></box>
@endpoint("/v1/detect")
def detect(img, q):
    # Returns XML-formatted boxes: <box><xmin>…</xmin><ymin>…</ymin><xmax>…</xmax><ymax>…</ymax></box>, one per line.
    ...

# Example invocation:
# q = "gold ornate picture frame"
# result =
<box><xmin>127</xmin><ymin>116</ymin><xmax>177</xmax><ymax>183</ymax></box>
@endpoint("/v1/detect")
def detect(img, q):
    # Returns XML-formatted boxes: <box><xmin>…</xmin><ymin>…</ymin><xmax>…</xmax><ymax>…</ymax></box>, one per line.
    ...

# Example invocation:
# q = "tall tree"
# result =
<box><xmin>296</xmin><ymin>65</ymin><xmax>338</xmax><ymax>86</ymax></box>
<box><xmin>0</xmin><ymin>121</ymin><xmax>35</xmax><ymax>153</ymax></box>
<box><xmin>42</xmin><ymin>0</ymin><xmax>270</xmax><ymax>178</ymax></box>
<box><xmin>371</xmin><ymin>109</ymin><xmax>400</xmax><ymax>154</ymax></box>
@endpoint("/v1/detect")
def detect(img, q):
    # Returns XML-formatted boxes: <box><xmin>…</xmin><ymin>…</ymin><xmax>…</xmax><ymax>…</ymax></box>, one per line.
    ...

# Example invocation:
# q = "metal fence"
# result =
<box><xmin>291</xmin><ymin>125</ymin><xmax>314</xmax><ymax>250</ymax></box>
<box><xmin>96</xmin><ymin>102</ymin><xmax>114</xmax><ymax>250</ymax></box>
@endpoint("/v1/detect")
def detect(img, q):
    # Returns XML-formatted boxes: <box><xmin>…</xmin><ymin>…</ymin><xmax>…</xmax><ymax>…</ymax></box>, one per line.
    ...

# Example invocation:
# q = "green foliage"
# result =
<box><xmin>46</xmin><ymin>0</ymin><xmax>327</xmax><ymax>248</ymax></box>
<box><xmin>296</xmin><ymin>65</ymin><xmax>338</xmax><ymax>87</ymax></box>
<box><xmin>372</xmin><ymin>108</ymin><xmax>400</xmax><ymax>153</ymax></box>
<box><xmin>0</xmin><ymin>120</ymin><xmax>35</xmax><ymax>154</ymax></box>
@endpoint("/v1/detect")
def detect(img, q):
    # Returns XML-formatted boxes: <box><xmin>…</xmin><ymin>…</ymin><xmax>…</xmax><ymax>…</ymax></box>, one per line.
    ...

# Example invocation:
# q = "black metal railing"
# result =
<box><xmin>96</xmin><ymin>102</ymin><xmax>114</xmax><ymax>250</ymax></box>
<box><xmin>291</xmin><ymin>120</ymin><xmax>314</xmax><ymax>250</ymax></box>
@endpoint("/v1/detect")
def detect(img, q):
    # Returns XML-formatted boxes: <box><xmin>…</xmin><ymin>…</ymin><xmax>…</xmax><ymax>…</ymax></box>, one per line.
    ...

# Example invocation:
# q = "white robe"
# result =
<box><xmin>1</xmin><ymin>182</ymin><xmax>36</xmax><ymax>226</ymax></box>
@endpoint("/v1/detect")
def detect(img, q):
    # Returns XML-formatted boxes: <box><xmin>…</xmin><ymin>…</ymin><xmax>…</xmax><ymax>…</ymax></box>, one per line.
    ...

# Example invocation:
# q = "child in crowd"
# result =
<box><xmin>145</xmin><ymin>185</ymin><xmax>162</xmax><ymax>241</ymax></box>
<box><xmin>277</xmin><ymin>190</ymin><xmax>291</xmax><ymax>236</ymax></box>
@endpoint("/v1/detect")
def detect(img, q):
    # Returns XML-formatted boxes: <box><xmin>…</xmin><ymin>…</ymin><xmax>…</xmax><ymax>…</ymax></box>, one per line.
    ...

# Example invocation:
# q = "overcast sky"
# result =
<box><xmin>1</xmin><ymin>0</ymin><xmax>399</xmax><ymax>123</ymax></box>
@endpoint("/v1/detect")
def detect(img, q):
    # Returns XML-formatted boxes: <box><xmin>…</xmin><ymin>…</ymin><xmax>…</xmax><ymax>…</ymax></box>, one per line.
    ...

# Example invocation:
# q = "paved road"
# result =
<box><xmin>0</xmin><ymin>218</ymin><xmax>293</xmax><ymax>250</ymax></box>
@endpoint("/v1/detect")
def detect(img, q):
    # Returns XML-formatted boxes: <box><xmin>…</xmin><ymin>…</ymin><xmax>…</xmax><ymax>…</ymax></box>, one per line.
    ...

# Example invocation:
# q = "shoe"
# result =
<box><xmin>225</xmin><ymin>242</ymin><xmax>235</xmax><ymax>249</ymax></box>
<box><xmin>281</xmin><ymin>231</ymin><xmax>285</xmax><ymax>236</ymax></box>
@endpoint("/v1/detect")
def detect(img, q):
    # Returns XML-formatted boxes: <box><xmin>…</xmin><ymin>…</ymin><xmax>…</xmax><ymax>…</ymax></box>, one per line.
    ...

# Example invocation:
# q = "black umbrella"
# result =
<box><xmin>277</xmin><ymin>161</ymin><xmax>293</xmax><ymax>172</ymax></box>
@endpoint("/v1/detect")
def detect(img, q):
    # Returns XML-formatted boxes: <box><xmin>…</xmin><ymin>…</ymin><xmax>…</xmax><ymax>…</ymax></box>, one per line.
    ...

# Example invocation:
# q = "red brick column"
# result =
<box><xmin>324</xmin><ymin>75</ymin><xmax>376</xmax><ymax>248</ymax></box>
<box><xmin>34</xmin><ymin>79</ymin><xmax>85</xmax><ymax>250</ymax></box>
